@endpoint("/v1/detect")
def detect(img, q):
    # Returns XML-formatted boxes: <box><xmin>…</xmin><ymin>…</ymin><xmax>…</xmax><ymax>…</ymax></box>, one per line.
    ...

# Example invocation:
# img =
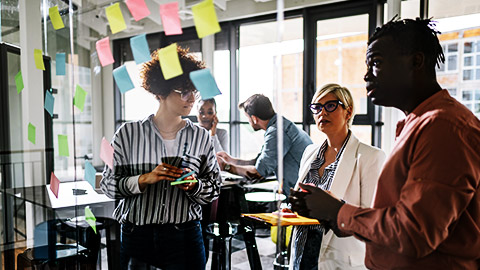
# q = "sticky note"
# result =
<box><xmin>96</xmin><ymin>37</ymin><xmax>115</xmax><ymax>67</ymax></box>
<box><xmin>34</xmin><ymin>49</ymin><xmax>45</xmax><ymax>70</ymax></box>
<box><xmin>100</xmin><ymin>137</ymin><xmax>114</xmax><ymax>170</ymax></box>
<box><xmin>44</xmin><ymin>90</ymin><xmax>55</xmax><ymax>117</ymax></box>
<box><xmin>84</xmin><ymin>161</ymin><xmax>96</xmax><ymax>189</ymax></box>
<box><xmin>49</xmin><ymin>6</ymin><xmax>65</xmax><ymax>30</ymax></box>
<box><xmin>85</xmin><ymin>206</ymin><xmax>97</xmax><ymax>234</ymax></box>
<box><xmin>125</xmin><ymin>0</ymin><xmax>150</xmax><ymax>21</ymax></box>
<box><xmin>158</xmin><ymin>43</ymin><xmax>183</xmax><ymax>80</ymax></box>
<box><xmin>113</xmin><ymin>65</ymin><xmax>135</xmax><ymax>94</ymax></box>
<box><xmin>50</xmin><ymin>172</ymin><xmax>60</xmax><ymax>198</ymax></box>
<box><xmin>160</xmin><ymin>2</ymin><xmax>183</xmax><ymax>36</ymax></box>
<box><xmin>56</xmin><ymin>53</ymin><xmax>66</xmax><ymax>75</ymax></box>
<box><xmin>58</xmin><ymin>134</ymin><xmax>69</xmax><ymax>157</ymax></box>
<box><xmin>130</xmin><ymin>34</ymin><xmax>151</xmax><ymax>64</ymax></box>
<box><xmin>74</xmin><ymin>85</ymin><xmax>87</xmax><ymax>112</ymax></box>
<box><xmin>28</xmin><ymin>123</ymin><xmax>36</xmax><ymax>144</ymax></box>
<box><xmin>189</xmin><ymin>69</ymin><xmax>222</xmax><ymax>100</ymax></box>
<box><xmin>106</xmin><ymin>3</ymin><xmax>127</xmax><ymax>34</ymax></box>
<box><xmin>192</xmin><ymin>0</ymin><xmax>221</xmax><ymax>38</ymax></box>
<box><xmin>15</xmin><ymin>70</ymin><xmax>24</xmax><ymax>93</ymax></box>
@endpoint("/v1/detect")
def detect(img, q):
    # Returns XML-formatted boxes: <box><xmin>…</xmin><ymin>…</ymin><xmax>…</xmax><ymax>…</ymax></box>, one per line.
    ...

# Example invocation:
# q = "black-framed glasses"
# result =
<box><xmin>309</xmin><ymin>100</ymin><xmax>344</xmax><ymax>114</ymax></box>
<box><xmin>173</xmin><ymin>89</ymin><xmax>201</xmax><ymax>101</ymax></box>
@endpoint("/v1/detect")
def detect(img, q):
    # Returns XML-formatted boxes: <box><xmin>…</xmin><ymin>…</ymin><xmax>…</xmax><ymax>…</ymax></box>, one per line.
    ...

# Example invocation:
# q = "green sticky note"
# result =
<box><xmin>106</xmin><ymin>3</ymin><xmax>127</xmax><ymax>34</ymax></box>
<box><xmin>170</xmin><ymin>179</ymin><xmax>198</xmax><ymax>186</ymax></box>
<box><xmin>34</xmin><ymin>49</ymin><xmax>45</xmax><ymax>70</ymax></box>
<box><xmin>28</xmin><ymin>123</ymin><xmax>36</xmax><ymax>144</ymax></box>
<box><xmin>15</xmin><ymin>70</ymin><xmax>24</xmax><ymax>93</ymax></box>
<box><xmin>158</xmin><ymin>43</ymin><xmax>183</xmax><ymax>80</ymax></box>
<box><xmin>85</xmin><ymin>206</ymin><xmax>97</xmax><ymax>234</ymax></box>
<box><xmin>49</xmin><ymin>6</ymin><xmax>65</xmax><ymax>30</ymax></box>
<box><xmin>58</xmin><ymin>134</ymin><xmax>69</xmax><ymax>157</ymax></box>
<box><xmin>192</xmin><ymin>0</ymin><xmax>221</xmax><ymax>38</ymax></box>
<box><xmin>74</xmin><ymin>85</ymin><xmax>87</xmax><ymax>112</ymax></box>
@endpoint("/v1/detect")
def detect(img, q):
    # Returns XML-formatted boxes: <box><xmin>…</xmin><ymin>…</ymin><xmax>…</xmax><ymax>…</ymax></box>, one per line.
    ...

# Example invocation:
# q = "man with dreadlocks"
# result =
<box><xmin>290</xmin><ymin>17</ymin><xmax>480</xmax><ymax>269</ymax></box>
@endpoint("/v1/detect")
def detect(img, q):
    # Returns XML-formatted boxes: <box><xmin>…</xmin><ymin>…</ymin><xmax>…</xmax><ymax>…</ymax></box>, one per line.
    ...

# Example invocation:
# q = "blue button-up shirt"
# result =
<box><xmin>255</xmin><ymin>114</ymin><xmax>313</xmax><ymax>196</ymax></box>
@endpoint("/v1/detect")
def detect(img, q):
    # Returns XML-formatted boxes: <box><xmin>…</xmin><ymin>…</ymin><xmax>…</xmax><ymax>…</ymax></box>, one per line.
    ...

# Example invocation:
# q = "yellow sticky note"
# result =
<box><xmin>192</xmin><ymin>0</ymin><xmax>221</xmax><ymax>38</ymax></box>
<box><xmin>34</xmin><ymin>49</ymin><xmax>45</xmax><ymax>70</ymax></box>
<box><xmin>158</xmin><ymin>43</ymin><xmax>183</xmax><ymax>80</ymax></box>
<box><xmin>49</xmin><ymin>6</ymin><xmax>65</xmax><ymax>30</ymax></box>
<box><xmin>106</xmin><ymin>3</ymin><xmax>127</xmax><ymax>34</ymax></box>
<box><xmin>85</xmin><ymin>206</ymin><xmax>97</xmax><ymax>234</ymax></box>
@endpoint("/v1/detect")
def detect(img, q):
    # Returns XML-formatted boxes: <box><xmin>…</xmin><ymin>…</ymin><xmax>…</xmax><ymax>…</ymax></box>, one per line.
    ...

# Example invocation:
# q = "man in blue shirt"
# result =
<box><xmin>217</xmin><ymin>94</ymin><xmax>312</xmax><ymax>196</ymax></box>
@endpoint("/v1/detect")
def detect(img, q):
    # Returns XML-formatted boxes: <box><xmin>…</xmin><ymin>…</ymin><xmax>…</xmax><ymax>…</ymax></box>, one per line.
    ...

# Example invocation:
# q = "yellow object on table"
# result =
<box><xmin>242</xmin><ymin>213</ymin><xmax>320</xmax><ymax>226</ymax></box>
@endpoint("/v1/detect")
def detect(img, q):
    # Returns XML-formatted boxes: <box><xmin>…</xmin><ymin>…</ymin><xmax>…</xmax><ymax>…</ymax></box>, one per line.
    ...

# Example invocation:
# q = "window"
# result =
<box><xmin>437</xmin><ymin>43</ymin><xmax>458</xmax><ymax>73</ymax></box>
<box><xmin>462</xmin><ymin>41</ymin><xmax>480</xmax><ymax>81</ymax></box>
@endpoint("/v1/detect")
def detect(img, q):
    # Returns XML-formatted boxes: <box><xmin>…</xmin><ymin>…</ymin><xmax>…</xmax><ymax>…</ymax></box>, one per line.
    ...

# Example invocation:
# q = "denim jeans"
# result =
<box><xmin>120</xmin><ymin>220</ymin><xmax>206</xmax><ymax>270</ymax></box>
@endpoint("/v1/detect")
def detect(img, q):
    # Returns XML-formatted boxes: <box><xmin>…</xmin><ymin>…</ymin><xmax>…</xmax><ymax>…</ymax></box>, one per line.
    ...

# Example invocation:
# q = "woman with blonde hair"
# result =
<box><xmin>290</xmin><ymin>84</ymin><xmax>385</xmax><ymax>269</ymax></box>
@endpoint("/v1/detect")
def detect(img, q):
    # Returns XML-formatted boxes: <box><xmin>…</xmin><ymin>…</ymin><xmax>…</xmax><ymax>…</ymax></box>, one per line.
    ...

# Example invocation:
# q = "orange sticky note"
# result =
<box><xmin>192</xmin><ymin>0</ymin><xmax>221</xmax><ymax>38</ymax></box>
<box><xmin>160</xmin><ymin>2</ymin><xmax>183</xmax><ymax>36</ymax></box>
<box><xmin>49</xmin><ymin>6</ymin><xmax>65</xmax><ymax>30</ymax></box>
<box><xmin>125</xmin><ymin>0</ymin><xmax>150</xmax><ymax>21</ymax></box>
<box><xmin>100</xmin><ymin>137</ymin><xmax>114</xmax><ymax>170</ymax></box>
<box><xmin>106</xmin><ymin>3</ymin><xmax>127</xmax><ymax>34</ymax></box>
<box><xmin>96</xmin><ymin>37</ymin><xmax>115</xmax><ymax>67</ymax></box>
<box><xmin>34</xmin><ymin>49</ymin><xmax>45</xmax><ymax>70</ymax></box>
<box><xmin>50</xmin><ymin>172</ymin><xmax>60</xmax><ymax>198</ymax></box>
<box><xmin>158</xmin><ymin>43</ymin><xmax>183</xmax><ymax>80</ymax></box>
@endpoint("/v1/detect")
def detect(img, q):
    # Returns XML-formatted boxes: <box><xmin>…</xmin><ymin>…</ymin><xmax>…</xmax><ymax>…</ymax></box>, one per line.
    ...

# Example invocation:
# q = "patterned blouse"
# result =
<box><xmin>291</xmin><ymin>131</ymin><xmax>351</xmax><ymax>269</ymax></box>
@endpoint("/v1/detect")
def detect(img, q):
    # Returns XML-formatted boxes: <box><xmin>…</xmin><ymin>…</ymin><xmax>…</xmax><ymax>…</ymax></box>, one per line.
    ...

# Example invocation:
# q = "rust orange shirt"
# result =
<box><xmin>338</xmin><ymin>90</ymin><xmax>480</xmax><ymax>269</ymax></box>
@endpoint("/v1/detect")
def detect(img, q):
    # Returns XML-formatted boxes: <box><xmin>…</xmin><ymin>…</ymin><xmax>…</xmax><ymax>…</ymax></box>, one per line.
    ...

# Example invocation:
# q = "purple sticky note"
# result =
<box><xmin>96</xmin><ymin>37</ymin><xmax>115</xmax><ymax>67</ymax></box>
<box><xmin>125</xmin><ymin>0</ymin><xmax>151</xmax><ymax>21</ymax></box>
<box><xmin>160</xmin><ymin>2</ymin><xmax>183</xmax><ymax>36</ymax></box>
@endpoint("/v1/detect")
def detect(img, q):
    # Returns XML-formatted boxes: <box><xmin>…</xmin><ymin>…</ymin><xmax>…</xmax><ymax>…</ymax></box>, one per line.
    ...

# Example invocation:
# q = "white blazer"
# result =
<box><xmin>290</xmin><ymin>134</ymin><xmax>386</xmax><ymax>269</ymax></box>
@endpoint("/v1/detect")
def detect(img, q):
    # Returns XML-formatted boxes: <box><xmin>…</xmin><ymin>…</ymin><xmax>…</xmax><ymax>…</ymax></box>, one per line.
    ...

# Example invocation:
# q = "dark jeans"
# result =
<box><xmin>300</xmin><ymin>228</ymin><xmax>323</xmax><ymax>270</ymax></box>
<box><xmin>120</xmin><ymin>220</ymin><xmax>206</xmax><ymax>270</ymax></box>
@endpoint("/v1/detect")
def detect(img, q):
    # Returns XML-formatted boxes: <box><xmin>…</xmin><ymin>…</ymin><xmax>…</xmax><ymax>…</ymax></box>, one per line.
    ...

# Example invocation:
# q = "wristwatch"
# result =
<box><xmin>224</xmin><ymin>163</ymin><xmax>231</xmax><ymax>172</ymax></box>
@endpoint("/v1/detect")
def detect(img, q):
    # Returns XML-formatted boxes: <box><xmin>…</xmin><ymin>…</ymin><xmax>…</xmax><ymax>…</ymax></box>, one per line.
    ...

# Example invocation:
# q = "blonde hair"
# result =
<box><xmin>312</xmin><ymin>83</ymin><xmax>355</xmax><ymax>128</ymax></box>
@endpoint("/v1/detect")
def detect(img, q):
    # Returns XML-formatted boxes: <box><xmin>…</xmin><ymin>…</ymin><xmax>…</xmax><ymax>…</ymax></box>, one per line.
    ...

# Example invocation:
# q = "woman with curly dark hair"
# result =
<box><xmin>101</xmin><ymin>45</ymin><xmax>221</xmax><ymax>270</ymax></box>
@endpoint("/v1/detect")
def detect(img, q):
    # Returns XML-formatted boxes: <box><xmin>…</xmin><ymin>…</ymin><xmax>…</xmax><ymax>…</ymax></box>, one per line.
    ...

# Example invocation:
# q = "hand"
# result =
<box><xmin>289</xmin><ymin>183</ymin><xmax>345</xmax><ymax>228</ymax></box>
<box><xmin>216</xmin><ymin>151</ymin><xmax>232</xmax><ymax>164</ymax></box>
<box><xmin>176</xmin><ymin>168</ymin><xmax>198</xmax><ymax>192</ymax></box>
<box><xmin>210</xmin><ymin>115</ymin><xmax>218</xmax><ymax>136</ymax></box>
<box><xmin>138</xmin><ymin>163</ymin><xmax>183</xmax><ymax>192</ymax></box>
<box><xmin>216</xmin><ymin>155</ymin><xmax>227</xmax><ymax>171</ymax></box>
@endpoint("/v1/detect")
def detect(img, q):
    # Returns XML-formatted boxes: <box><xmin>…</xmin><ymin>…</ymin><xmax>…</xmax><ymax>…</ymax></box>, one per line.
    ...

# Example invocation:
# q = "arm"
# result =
<box><xmin>184</xmin><ymin>132</ymin><xmax>222</xmax><ymax>205</ymax></box>
<box><xmin>100</xmin><ymin>124</ymin><xmax>182</xmax><ymax>199</ymax></box>
<box><xmin>338</xmin><ymin>119</ymin><xmax>479</xmax><ymax>258</ymax></box>
<box><xmin>216</xmin><ymin>128</ymin><xmax>230</xmax><ymax>153</ymax></box>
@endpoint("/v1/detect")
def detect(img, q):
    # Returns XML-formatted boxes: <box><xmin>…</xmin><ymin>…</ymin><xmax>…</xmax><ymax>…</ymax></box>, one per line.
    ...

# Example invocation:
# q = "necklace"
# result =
<box><xmin>157</xmin><ymin>121</ymin><xmax>184</xmax><ymax>135</ymax></box>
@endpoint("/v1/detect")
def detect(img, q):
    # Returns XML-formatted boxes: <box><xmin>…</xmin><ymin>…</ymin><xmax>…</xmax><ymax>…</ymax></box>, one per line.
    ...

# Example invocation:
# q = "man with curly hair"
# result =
<box><xmin>101</xmin><ymin>46</ymin><xmax>221</xmax><ymax>269</ymax></box>
<box><xmin>290</xmin><ymin>18</ymin><xmax>480</xmax><ymax>269</ymax></box>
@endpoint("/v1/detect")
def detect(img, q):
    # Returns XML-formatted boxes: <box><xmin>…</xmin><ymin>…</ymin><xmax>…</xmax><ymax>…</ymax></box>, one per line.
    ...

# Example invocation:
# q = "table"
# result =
<box><xmin>244</xmin><ymin>181</ymin><xmax>279</xmax><ymax>192</ymax></box>
<box><xmin>243</xmin><ymin>213</ymin><xmax>319</xmax><ymax>269</ymax></box>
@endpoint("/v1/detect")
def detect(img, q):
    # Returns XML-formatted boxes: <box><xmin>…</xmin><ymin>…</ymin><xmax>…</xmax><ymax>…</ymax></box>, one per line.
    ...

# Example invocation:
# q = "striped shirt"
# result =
<box><xmin>292</xmin><ymin>131</ymin><xmax>351</xmax><ymax>269</ymax></box>
<box><xmin>100</xmin><ymin>115</ymin><xmax>221</xmax><ymax>225</ymax></box>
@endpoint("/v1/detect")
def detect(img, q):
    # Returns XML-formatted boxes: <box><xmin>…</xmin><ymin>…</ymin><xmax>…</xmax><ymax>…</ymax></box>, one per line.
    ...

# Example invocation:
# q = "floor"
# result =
<box><xmin>99</xmin><ymin>228</ymin><xmax>279</xmax><ymax>270</ymax></box>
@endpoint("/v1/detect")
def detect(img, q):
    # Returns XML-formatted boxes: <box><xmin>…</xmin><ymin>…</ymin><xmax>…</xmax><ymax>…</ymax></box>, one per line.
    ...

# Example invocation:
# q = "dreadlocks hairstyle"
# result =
<box><xmin>368</xmin><ymin>16</ymin><xmax>445</xmax><ymax>73</ymax></box>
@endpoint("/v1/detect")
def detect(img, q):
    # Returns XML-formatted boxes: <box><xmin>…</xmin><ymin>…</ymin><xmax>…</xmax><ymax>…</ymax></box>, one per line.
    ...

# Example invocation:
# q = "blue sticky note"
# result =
<box><xmin>44</xmin><ymin>90</ymin><xmax>55</xmax><ymax>117</ymax></box>
<box><xmin>113</xmin><ymin>65</ymin><xmax>135</xmax><ymax>93</ymax></box>
<box><xmin>130</xmin><ymin>34</ymin><xmax>151</xmax><ymax>65</ymax></box>
<box><xmin>84</xmin><ymin>161</ymin><xmax>96</xmax><ymax>188</ymax></box>
<box><xmin>56</xmin><ymin>53</ymin><xmax>66</xmax><ymax>76</ymax></box>
<box><xmin>189</xmin><ymin>69</ymin><xmax>222</xmax><ymax>100</ymax></box>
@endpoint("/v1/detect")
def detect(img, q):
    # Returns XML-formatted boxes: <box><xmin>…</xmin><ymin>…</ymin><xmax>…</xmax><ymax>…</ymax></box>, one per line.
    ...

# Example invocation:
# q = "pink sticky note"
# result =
<box><xmin>50</xmin><ymin>172</ymin><xmax>60</xmax><ymax>198</ymax></box>
<box><xmin>96</xmin><ymin>37</ymin><xmax>115</xmax><ymax>67</ymax></box>
<box><xmin>160</xmin><ymin>2</ymin><xmax>183</xmax><ymax>36</ymax></box>
<box><xmin>100</xmin><ymin>137</ymin><xmax>114</xmax><ymax>170</ymax></box>
<box><xmin>125</xmin><ymin>0</ymin><xmax>151</xmax><ymax>21</ymax></box>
